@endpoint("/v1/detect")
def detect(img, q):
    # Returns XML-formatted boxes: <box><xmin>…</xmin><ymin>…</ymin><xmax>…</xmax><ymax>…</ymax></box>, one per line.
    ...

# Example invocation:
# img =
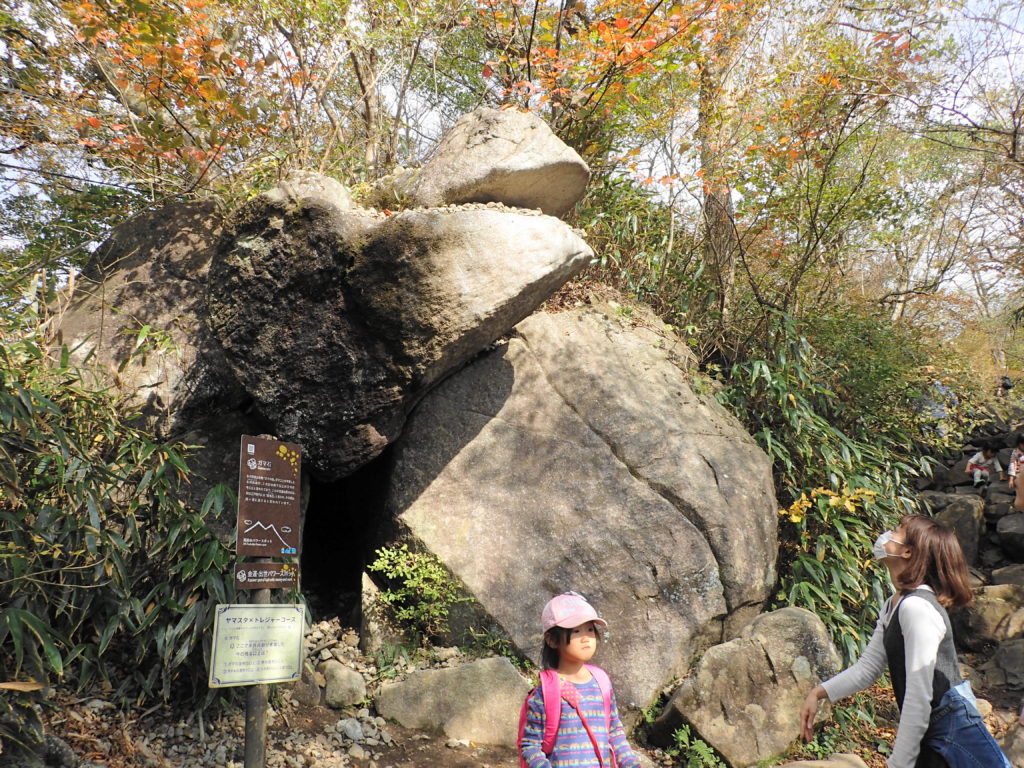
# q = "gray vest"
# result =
<box><xmin>882</xmin><ymin>587</ymin><xmax>962</xmax><ymax>711</ymax></box>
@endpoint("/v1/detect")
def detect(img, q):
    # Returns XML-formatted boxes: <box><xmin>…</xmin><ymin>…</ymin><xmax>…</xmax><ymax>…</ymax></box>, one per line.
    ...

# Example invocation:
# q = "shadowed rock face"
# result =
<box><xmin>386</xmin><ymin>304</ymin><xmax>779</xmax><ymax>719</ymax></box>
<box><xmin>207</xmin><ymin>199</ymin><xmax>593</xmax><ymax>479</ymax></box>
<box><xmin>58</xmin><ymin>200</ymin><xmax>246</xmax><ymax>438</ymax></box>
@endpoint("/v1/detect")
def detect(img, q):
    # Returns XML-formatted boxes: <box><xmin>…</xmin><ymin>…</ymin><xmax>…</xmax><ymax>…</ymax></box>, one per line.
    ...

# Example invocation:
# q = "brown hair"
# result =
<box><xmin>894</xmin><ymin>514</ymin><xmax>973</xmax><ymax>608</ymax></box>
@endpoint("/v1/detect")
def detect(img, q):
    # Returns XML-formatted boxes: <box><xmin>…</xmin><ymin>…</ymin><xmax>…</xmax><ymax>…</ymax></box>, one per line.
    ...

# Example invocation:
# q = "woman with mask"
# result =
<box><xmin>798</xmin><ymin>514</ymin><xmax>1011</xmax><ymax>768</ymax></box>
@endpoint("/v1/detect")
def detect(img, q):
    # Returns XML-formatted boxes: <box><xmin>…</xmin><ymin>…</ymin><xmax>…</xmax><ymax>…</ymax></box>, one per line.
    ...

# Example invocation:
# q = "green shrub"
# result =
<box><xmin>367</xmin><ymin>544</ymin><xmax>469</xmax><ymax>642</ymax></box>
<box><xmin>0</xmin><ymin>680</ymin><xmax>45</xmax><ymax>762</ymax></box>
<box><xmin>776</xmin><ymin>488</ymin><xmax>892</xmax><ymax>662</ymax></box>
<box><xmin>664</xmin><ymin>725</ymin><xmax>727</xmax><ymax>768</ymax></box>
<box><xmin>717</xmin><ymin>312</ymin><xmax>945</xmax><ymax>661</ymax></box>
<box><xmin>0</xmin><ymin>277</ymin><xmax>235</xmax><ymax>750</ymax></box>
<box><xmin>790</xmin><ymin>690</ymin><xmax>886</xmax><ymax>762</ymax></box>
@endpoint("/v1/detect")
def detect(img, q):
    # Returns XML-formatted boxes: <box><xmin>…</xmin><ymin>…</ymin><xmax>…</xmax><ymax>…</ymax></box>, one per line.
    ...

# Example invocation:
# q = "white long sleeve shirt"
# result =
<box><xmin>821</xmin><ymin>586</ymin><xmax>947</xmax><ymax>768</ymax></box>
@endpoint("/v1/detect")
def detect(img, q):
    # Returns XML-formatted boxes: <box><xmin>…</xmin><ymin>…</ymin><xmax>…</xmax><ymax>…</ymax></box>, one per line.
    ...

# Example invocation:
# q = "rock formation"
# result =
<box><xmin>386</xmin><ymin>303</ymin><xmax>778</xmax><ymax>716</ymax></box>
<box><xmin>57</xmin><ymin>199</ymin><xmax>242</xmax><ymax>438</ymax></box>
<box><xmin>208</xmin><ymin>199</ymin><xmax>591</xmax><ymax>479</ymax></box>
<box><xmin>368</xmin><ymin>107</ymin><xmax>591</xmax><ymax>217</ymax></box>
<box><xmin>50</xmin><ymin>106</ymin><xmax>787</xmax><ymax>755</ymax></box>
<box><xmin>375</xmin><ymin>657</ymin><xmax>530</xmax><ymax>747</ymax></box>
<box><xmin>649</xmin><ymin>608</ymin><xmax>841</xmax><ymax>766</ymax></box>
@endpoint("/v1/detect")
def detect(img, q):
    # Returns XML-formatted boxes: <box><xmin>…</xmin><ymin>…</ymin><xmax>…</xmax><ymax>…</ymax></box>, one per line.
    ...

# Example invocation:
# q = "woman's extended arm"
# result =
<box><xmin>820</xmin><ymin>614</ymin><xmax>889</xmax><ymax>701</ymax></box>
<box><xmin>800</xmin><ymin>611</ymin><xmax>888</xmax><ymax>740</ymax></box>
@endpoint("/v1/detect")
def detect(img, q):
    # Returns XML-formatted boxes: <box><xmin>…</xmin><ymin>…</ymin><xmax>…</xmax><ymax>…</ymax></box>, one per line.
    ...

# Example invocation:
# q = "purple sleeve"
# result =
<box><xmin>608</xmin><ymin>693</ymin><xmax>641</xmax><ymax>768</ymax></box>
<box><xmin>520</xmin><ymin>687</ymin><xmax>553</xmax><ymax>768</ymax></box>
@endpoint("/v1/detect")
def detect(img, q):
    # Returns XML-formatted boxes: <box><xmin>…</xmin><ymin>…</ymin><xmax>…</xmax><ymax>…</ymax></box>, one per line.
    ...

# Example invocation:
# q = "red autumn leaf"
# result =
<box><xmin>614</xmin><ymin>18</ymin><xmax>629</xmax><ymax>30</ymax></box>
<box><xmin>483</xmin><ymin>64</ymin><xmax>493</xmax><ymax>78</ymax></box>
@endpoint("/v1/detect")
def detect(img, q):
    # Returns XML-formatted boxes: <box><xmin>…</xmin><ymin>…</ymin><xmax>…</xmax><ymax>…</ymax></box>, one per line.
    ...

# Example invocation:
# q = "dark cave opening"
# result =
<box><xmin>300</xmin><ymin>446</ymin><xmax>395</xmax><ymax>624</ymax></box>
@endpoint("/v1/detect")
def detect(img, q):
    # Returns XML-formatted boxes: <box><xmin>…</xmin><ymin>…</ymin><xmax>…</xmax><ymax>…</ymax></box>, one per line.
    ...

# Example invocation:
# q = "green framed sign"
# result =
<box><xmin>208</xmin><ymin>604</ymin><xmax>304</xmax><ymax>688</ymax></box>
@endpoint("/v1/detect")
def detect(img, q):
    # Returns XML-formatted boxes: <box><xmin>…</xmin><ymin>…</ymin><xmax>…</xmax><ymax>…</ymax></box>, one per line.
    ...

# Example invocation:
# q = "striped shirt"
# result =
<box><xmin>520</xmin><ymin>676</ymin><xmax>641</xmax><ymax>768</ymax></box>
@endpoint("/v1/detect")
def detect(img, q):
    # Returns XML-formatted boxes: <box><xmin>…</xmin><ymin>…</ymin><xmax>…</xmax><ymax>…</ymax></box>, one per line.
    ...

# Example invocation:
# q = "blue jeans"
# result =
<box><xmin>924</xmin><ymin>682</ymin><xmax>1011</xmax><ymax>768</ymax></box>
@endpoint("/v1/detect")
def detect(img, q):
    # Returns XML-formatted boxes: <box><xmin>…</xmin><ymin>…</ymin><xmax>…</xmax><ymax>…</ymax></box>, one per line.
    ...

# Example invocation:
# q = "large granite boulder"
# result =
<box><xmin>937</xmin><ymin>496</ymin><xmax>985</xmax><ymax>565</ymax></box>
<box><xmin>371</xmin><ymin>107</ymin><xmax>590</xmax><ymax>217</ymax></box>
<box><xmin>56</xmin><ymin>200</ymin><xmax>245</xmax><ymax>437</ymax></box>
<box><xmin>263</xmin><ymin>169</ymin><xmax>354</xmax><ymax>211</ymax></box>
<box><xmin>54</xmin><ymin>201</ymin><xmax>307</xmax><ymax>527</ymax></box>
<box><xmin>993</xmin><ymin>564</ymin><xmax>1024</xmax><ymax>588</ymax></box>
<box><xmin>998</xmin><ymin>514</ymin><xmax>1024</xmax><ymax>560</ymax></box>
<box><xmin>649</xmin><ymin>608</ymin><xmax>842</xmax><ymax>767</ymax></box>
<box><xmin>917</xmin><ymin>491</ymin><xmax>956</xmax><ymax>513</ymax></box>
<box><xmin>385</xmin><ymin>304</ymin><xmax>778</xmax><ymax>717</ymax></box>
<box><xmin>375</xmin><ymin>657</ymin><xmax>530</xmax><ymax>747</ymax></box>
<box><xmin>977</xmin><ymin>638</ymin><xmax>1024</xmax><ymax>689</ymax></box>
<box><xmin>952</xmin><ymin>585</ymin><xmax>1024</xmax><ymax>650</ymax></box>
<box><xmin>208</xmin><ymin>192</ymin><xmax>592</xmax><ymax>479</ymax></box>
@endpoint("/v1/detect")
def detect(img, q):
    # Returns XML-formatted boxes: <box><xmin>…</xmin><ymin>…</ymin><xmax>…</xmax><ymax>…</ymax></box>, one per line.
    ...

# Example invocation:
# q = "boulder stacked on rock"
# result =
<box><xmin>367</xmin><ymin>107</ymin><xmax>591</xmax><ymax>217</ymax></box>
<box><xmin>56</xmin><ymin>107</ymin><xmax>595</xmax><ymax>484</ymax></box>
<box><xmin>52</xmin><ymin>107</ymin><xmax>785</xmax><ymax>750</ymax></box>
<box><xmin>207</xmin><ymin>200</ymin><xmax>592</xmax><ymax>479</ymax></box>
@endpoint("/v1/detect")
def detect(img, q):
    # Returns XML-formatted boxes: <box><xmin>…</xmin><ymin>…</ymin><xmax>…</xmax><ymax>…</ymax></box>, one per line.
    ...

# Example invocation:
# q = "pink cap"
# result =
<box><xmin>541</xmin><ymin>592</ymin><xmax>608</xmax><ymax>632</ymax></box>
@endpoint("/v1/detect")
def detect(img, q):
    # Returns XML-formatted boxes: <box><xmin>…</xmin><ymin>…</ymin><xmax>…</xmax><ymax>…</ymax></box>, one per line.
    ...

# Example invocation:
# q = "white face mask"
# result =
<box><xmin>872</xmin><ymin>530</ymin><xmax>905</xmax><ymax>560</ymax></box>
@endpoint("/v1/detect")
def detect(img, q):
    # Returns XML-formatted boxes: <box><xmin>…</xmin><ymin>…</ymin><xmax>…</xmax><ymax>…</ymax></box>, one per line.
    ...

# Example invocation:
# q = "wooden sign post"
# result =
<box><xmin>212</xmin><ymin>435</ymin><xmax>303</xmax><ymax>768</ymax></box>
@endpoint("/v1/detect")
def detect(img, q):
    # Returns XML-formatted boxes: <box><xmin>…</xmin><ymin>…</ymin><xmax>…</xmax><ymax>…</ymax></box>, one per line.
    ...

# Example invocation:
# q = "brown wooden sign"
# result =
<box><xmin>234</xmin><ymin>562</ymin><xmax>299</xmax><ymax>590</ymax></box>
<box><xmin>236</xmin><ymin>435</ymin><xmax>302</xmax><ymax>557</ymax></box>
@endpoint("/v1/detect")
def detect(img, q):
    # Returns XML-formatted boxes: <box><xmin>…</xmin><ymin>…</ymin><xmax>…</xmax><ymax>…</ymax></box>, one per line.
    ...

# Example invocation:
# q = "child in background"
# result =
<box><xmin>519</xmin><ymin>592</ymin><xmax>641</xmax><ymax>768</ymax></box>
<box><xmin>1009</xmin><ymin>434</ymin><xmax>1024</xmax><ymax>512</ymax></box>
<box><xmin>966</xmin><ymin>446</ymin><xmax>1005</xmax><ymax>488</ymax></box>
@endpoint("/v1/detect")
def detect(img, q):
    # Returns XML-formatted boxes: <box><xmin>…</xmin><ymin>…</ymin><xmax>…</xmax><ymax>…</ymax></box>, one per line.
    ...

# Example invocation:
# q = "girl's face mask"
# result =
<box><xmin>872</xmin><ymin>530</ymin><xmax>905</xmax><ymax>560</ymax></box>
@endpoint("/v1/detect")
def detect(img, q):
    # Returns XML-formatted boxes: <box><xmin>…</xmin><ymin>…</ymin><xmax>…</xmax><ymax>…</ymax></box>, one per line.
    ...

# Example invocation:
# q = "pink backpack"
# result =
<box><xmin>517</xmin><ymin>664</ymin><xmax>614</xmax><ymax>768</ymax></box>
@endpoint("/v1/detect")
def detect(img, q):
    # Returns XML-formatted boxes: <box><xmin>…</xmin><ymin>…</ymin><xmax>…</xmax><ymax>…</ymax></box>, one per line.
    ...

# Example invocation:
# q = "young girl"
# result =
<box><xmin>519</xmin><ymin>592</ymin><xmax>641</xmax><ymax>768</ymax></box>
<box><xmin>799</xmin><ymin>515</ymin><xmax>1011</xmax><ymax>768</ymax></box>
<box><xmin>966</xmin><ymin>446</ymin><xmax>1005</xmax><ymax>488</ymax></box>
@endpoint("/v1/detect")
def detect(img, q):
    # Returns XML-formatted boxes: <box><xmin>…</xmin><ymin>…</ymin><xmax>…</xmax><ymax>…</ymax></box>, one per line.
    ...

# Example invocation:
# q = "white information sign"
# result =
<box><xmin>208</xmin><ymin>604</ymin><xmax>304</xmax><ymax>688</ymax></box>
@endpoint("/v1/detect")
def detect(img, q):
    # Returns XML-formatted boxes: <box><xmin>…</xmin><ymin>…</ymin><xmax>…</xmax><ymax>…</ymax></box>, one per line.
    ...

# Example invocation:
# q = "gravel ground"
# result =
<box><xmin>32</xmin><ymin>616</ymin><xmax>527</xmax><ymax>768</ymax></box>
<box><xmin>23</xmin><ymin>615</ymin><xmax>1024</xmax><ymax>768</ymax></box>
<box><xmin>38</xmin><ymin>689</ymin><xmax>522</xmax><ymax>768</ymax></box>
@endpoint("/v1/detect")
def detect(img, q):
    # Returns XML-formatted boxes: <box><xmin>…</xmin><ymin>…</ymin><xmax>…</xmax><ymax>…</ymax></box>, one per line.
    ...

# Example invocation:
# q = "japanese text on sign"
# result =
<box><xmin>234</xmin><ymin>562</ymin><xmax>298</xmax><ymax>590</ymax></box>
<box><xmin>236</xmin><ymin>435</ymin><xmax>302</xmax><ymax>557</ymax></box>
<box><xmin>209</xmin><ymin>604</ymin><xmax>304</xmax><ymax>688</ymax></box>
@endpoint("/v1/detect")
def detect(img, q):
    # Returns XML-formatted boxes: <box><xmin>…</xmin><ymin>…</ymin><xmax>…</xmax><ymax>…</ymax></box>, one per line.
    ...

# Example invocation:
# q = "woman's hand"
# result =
<box><xmin>799</xmin><ymin>685</ymin><xmax>827</xmax><ymax>742</ymax></box>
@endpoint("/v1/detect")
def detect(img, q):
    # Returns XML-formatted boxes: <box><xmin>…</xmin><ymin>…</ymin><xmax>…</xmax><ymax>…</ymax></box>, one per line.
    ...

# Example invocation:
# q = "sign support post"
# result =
<box><xmin>244</xmin><ymin>560</ymin><xmax>271</xmax><ymax>768</ymax></box>
<box><xmin>212</xmin><ymin>434</ymin><xmax>302</xmax><ymax>768</ymax></box>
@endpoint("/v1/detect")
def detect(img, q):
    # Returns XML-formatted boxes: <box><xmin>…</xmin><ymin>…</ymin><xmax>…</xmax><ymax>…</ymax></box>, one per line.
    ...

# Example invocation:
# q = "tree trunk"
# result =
<box><xmin>698</xmin><ymin>53</ymin><xmax>740</xmax><ymax>333</ymax></box>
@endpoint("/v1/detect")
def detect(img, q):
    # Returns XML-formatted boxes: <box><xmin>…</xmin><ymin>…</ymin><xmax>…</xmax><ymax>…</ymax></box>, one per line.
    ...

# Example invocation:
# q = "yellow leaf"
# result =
<box><xmin>0</xmin><ymin>681</ymin><xmax>45</xmax><ymax>692</ymax></box>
